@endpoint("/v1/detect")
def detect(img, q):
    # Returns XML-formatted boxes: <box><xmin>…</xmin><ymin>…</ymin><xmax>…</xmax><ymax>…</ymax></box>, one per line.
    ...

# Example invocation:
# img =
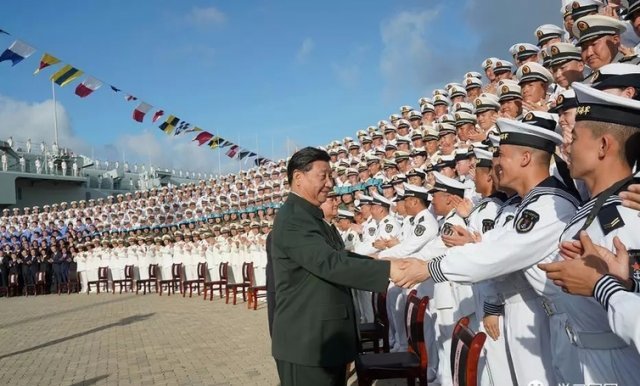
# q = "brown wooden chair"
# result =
<box><xmin>248</xmin><ymin>264</ymin><xmax>267</xmax><ymax>310</ymax></box>
<box><xmin>35</xmin><ymin>271</ymin><xmax>48</xmax><ymax>295</ymax></box>
<box><xmin>225</xmin><ymin>262</ymin><xmax>252</xmax><ymax>305</ymax></box>
<box><xmin>58</xmin><ymin>262</ymin><xmax>79</xmax><ymax>295</ymax></box>
<box><xmin>136</xmin><ymin>264</ymin><xmax>159</xmax><ymax>295</ymax></box>
<box><xmin>359</xmin><ymin>289</ymin><xmax>390</xmax><ymax>353</ymax></box>
<box><xmin>159</xmin><ymin>263</ymin><xmax>183</xmax><ymax>296</ymax></box>
<box><xmin>184</xmin><ymin>262</ymin><xmax>207</xmax><ymax>298</ymax></box>
<box><xmin>355</xmin><ymin>289</ymin><xmax>429</xmax><ymax>386</ymax></box>
<box><xmin>7</xmin><ymin>273</ymin><xmax>20</xmax><ymax>297</ymax></box>
<box><xmin>112</xmin><ymin>265</ymin><xmax>135</xmax><ymax>294</ymax></box>
<box><xmin>24</xmin><ymin>276</ymin><xmax>37</xmax><ymax>297</ymax></box>
<box><xmin>203</xmin><ymin>262</ymin><xmax>228</xmax><ymax>301</ymax></box>
<box><xmin>87</xmin><ymin>267</ymin><xmax>110</xmax><ymax>294</ymax></box>
<box><xmin>451</xmin><ymin>316</ymin><xmax>487</xmax><ymax>386</ymax></box>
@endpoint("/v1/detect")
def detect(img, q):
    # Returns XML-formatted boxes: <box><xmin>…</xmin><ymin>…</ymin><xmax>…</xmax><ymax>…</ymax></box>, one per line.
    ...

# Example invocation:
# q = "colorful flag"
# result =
<box><xmin>238</xmin><ymin>150</ymin><xmax>251</xmax><ymax>160</ymax></box>
<box><xmin>226</xmin><ymin>145</ymin><xmax>239</xmax><ymax>158</ymax></box>
<box><xmin>33</xmin><ymin>53</ymin><xmax>60</xmax><ymax>74</ymax></box>
<box><xmin>75</xmin><ymin>76</ymin><xmax>103</xmax><ymax>97</ymax></box>
<box><xmin>184</xmin><ymin>126</ymin><xmax>202</xmax><ymax>133</ymax></box>
<box><xmin>125</xmin><ymin>94</ymin><xmax>137</xmax><ymax>102</ymax></box>
<box><xmin>174</xmin><ymin>121</ymin><xmax>191</xmax><ymax>136</ymax></box>
<box><xmin>207</xmin><ymin>136</ymin><xmax>223</xmax><ymax>149</ymax></box>
<box><xmin>0</xmin><ymin>40</ymin><xmax>36</xmax><ymax>66</ymax></box>
<box><xmin>193</xmin><ymin>132</ymin><xmax>214</xmax><ymax>146</ymax></box>
<box><xmin>110</xmin><ymin>85</ymin><xmax>121</xmax><ymax>93</ymax></box>
<box><xmin>133</xmin><ymin>102</ymin><xmax>152</xmax><ymax>122</ymax></box>
<box><xmin>220</xmin><ymin>140</ymin><xmax>233</xmax><ymax>148</ymax></box>
<box><xmin>50</xmin><ymin>64</ymin><xmax>83</xmax><ymax>87</ymax></box>
<box><xmin>159</xmin><ymin>115</ymin><xmax>179</xmax><ymax>134</ymax></box>
<box><xmin>152</xmin><ymin>110</ymin><xmax>164</xmax><ymax>123</ymax></box>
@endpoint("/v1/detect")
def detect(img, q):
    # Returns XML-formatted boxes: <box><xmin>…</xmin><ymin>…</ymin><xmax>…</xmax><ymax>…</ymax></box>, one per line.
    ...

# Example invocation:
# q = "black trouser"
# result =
<box><xmin>22</xmin><ymin>265</ymin><xmax>35</xmax><ymax>285</ymax></box>
<box><xmin>275</xmin><ymin>359</ymin><xmax>347</xmax><ymax>386</ymax></box>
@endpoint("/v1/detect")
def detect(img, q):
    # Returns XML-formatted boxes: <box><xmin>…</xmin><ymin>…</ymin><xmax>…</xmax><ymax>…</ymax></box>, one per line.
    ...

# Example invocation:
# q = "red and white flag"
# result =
<box><xmin>152</xmin><ymin>109</ymin><xmax>164</xmax><ymax>123</ymax></box>
<box><xmin>226</xmin><ymin>145</ymin><xmax>239</xmax><ymax>158</ymax></box>
<box><xmin>133</xmin><ymin>102</ymin><xmax>152</xmax><ymax>123</ymax></box>
<box><xmin>74</xmin><ymin>77</ymin><xmax>103</xmax><ymax>98</ymax></box>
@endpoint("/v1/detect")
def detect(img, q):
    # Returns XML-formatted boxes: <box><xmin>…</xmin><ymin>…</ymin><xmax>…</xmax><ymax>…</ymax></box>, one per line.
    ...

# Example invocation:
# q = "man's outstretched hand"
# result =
<box><xmin>389</xmin><ymin>258</ymin><xmax>429</xmax><ymax>288</ymax></box>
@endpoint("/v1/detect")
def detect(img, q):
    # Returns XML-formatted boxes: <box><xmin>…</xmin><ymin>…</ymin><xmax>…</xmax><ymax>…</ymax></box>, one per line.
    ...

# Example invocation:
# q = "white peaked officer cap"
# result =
<box><xmin>572</xmin><ymin>82</ymin><xmax>640</xmax><ymax>128</ymax></box>
<box><xmin>428</xmin><ymin>171</ymin><xmax>467</xmax><ymax>198</ymax></box>
<box><xmin>496</xmin><ymin>117</ymin><xmax>563</xmax><ymax>154</ymax></box>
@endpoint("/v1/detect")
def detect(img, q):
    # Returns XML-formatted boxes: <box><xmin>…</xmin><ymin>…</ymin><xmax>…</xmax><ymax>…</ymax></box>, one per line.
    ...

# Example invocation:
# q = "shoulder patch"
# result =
<box><xmin>385</xmin><ymin>224</ymin><xmax>394</xmax><ymax>233</ymax></box>
<box><xmin>442</xmin><ymin>223</ymin><xmax>454</xmax><ymax>236</ymax></box>
<box><xmin>598</xmin><ymin>204</ymin><xmax>625</xmax><ymax>236</ymax></box>
<box><xmin>631</xmin><ymin>250</ymin><xmax>640</xmax><ymax>280</ymax></box>
<box><xmin>414</xmin><ymin>224</ymin><xmax>426</xmax><ymax>237</ymax></box>
<box><xmin>368</xmin><ymin>227</ymin><xmax>376</xmax><ymax>236</ymax></box>
<box><xmin>482</xmin><ymin>219</ymin><xmax>494</xmax><ymax>233</ymax></box>
<box><xmin>347</xmin><ymin>234</ymin><xmax>354</xmax><ymax>242</ymax></box>
<box><xmin>515</xmin><ymin>209</ymin><xmax>540</xmax><ymax>233</ymax></box>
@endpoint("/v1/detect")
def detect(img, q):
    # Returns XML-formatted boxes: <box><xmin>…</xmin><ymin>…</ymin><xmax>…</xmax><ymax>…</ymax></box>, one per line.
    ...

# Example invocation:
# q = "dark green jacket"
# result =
<box><xmin>271</xmin><ymin>193</ymin><xmax>390</xmax><ymax>367</ymax></box>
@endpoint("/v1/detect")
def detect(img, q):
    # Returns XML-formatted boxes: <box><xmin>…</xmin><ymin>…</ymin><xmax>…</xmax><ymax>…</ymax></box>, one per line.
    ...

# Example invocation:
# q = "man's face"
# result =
<box><xmin>337</xmin><ymin>218</ymin><xmax>351</xmax><ymax>231</ymax></box>
<box><xmin>559</xmin><ymin>108</ymin><xmax>577</xmax><ymax>158</ymax></box>
<box><xmin>422</xmin><ymin>112</ymin><xmax>435</xmax><ymax>124</ymax></box>
<box><xmin>408</xmin><ymin>176</ymin><xmax>423</xmax><ymax>186</ymax></box>
<box><xmin>495</xmin><ymin>71</ymin><xmax>512</xmax><ymax>81</ymax></box>
<box><xmin>632</xmin><ymin>11</ymin><xmax>640</xmax><ymax>37</ymax></box>
<box><xmin>568</xmin><ymin>122</ymin><xmax>601</xmax><ymax>180</ymax></box>
<box><xmin>455</xmin><ymin>159</ymin><xmax>471</xmax><ymax>176</ymax></box>
<box><xmin>474</xmin><ymin>167</ymin><xmax>493</xmax><ymax>195</ymax></box>
<box><xmin>551</xmin><ymin>60</ymin><xmax>585</xmax><ymax>88</ymax></box>
<box><xmin>477</xmin><ymin>110</ymin><xmax>497</xmax><ymax>131</ymax></box>
<box><xmin>431</xmin><ymin>191</ymin><xmax>451</xmax><ymax>216</ymax></box>
<box><xmin>439</xmin><ymin>134</ymin><xmax>456</xmax><ymax>155</ymax></box>
<box><xmin>320</xmin><ymin>196</ymin><xmax>339</xmax><ymax>219</ymax></box>
<box><xmin>495</xmin><ymin>145</ymin><xmax>522</xmax><ymax>191</ymax></box>
<box><xmin>294</xmin><ymin>160</ymin><xmax>333</xmax><ymax>206</ymax></box>
<box><xmin>521</xmin><ymin>81</ymin><xmax>547</xmax><ymax>104</ymax></box>
<box><xmin>500</xmin><ymin>99</ymin><xmax>522</xmax><ymax>118</ymax></box>
<box><xmin>434</xmin><ymin>105</ymin><xmax>448</xmax><ymax>117</ymax></box>
<box><xmin>564</xmin><ymin>15</ymin><xmax>575</xmax><ymax>38</ymax></box>
<box><xmin>485</xmin><ymin>67</ymin><xmax>495</xmax><ymax>82</ymax></box>
<box><xmin>580</xmin><ymin>35</ymin><xmax>619</xmax><ymax>71</ymax></box>
<box><xmin>467</xmin><ymin>87</ymin><xmax>481</xmax><ymax>100</ymax></box>
<box><xmin>440</xmin><ymin>166</ymin><xmax>456</xmax><ymax>179</ymax></box>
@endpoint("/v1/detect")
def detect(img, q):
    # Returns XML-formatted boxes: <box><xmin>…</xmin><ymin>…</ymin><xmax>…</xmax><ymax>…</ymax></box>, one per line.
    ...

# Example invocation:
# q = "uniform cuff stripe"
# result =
<box><xmin>428</xmin><ymin>259</ymin><xmax>447</xmax><ymax>283</ymax></box>
<box><xmin>483</xmin><ymin>302</ymin><xmax>504</xmax><ymax>315</ymax></box>
<box><xmin>632</xmin><ymin>278</ymin><xmax>640</xmax><ymax>293</ymax></box>
<box><xmin>594</xmin><ymin>275</ymin><xmax>625</xmax><ymax>311</ymax></box>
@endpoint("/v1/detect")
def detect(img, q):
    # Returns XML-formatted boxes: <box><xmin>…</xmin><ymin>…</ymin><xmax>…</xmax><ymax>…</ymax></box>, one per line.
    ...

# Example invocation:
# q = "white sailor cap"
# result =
<box><xmin>497</xmin><ymin>80</ymin><xmax>522</xmax><ymax>102</ymax></box>
<box><xmin>445</xmin><ymin>82</ymin><xmax>464</xmax><ymax>90</ymax></box>
<box><xmin>535</xmin><ymin>24</ymin><xmax>566</xmax><ymax>46</ymax></box>
<box><xmin>496</xmin><ymin>116</ymin><xmax>563</xmax><ymax>153</ymax></box>
<box><xmin>520</xmin><ymin>111</ymin><xmax>562</xmax><ymax>135</ymax></box>
<box><xmin>548</xmin><ymin>42</ymin><xmax>582</xmax><ymax>67</ymax></box>
<box><xmin>423</xmin><ymin>127</ymin><xmax>439</xmax><ymax>141</ymax></box>
<box><xmin>627</xmin><ymin>0</ymin><xmax>640</xmax><ymax>20</ymax></box>
<box><xmin>573</xmin><ymin>81</ymin><xmax>640</xmax><ymax>128</ymax></box>
<box><xmin>513</xmin><ymin>43</ymin><xmax>541</xmax><ymax>62</ymax></box>
<box><xmin>429</xmin><ymin>171</ymin><xmax>467</xmax><ymax>197</ymax></box>
<box><xmin>572</xmin><ymin>15</ymin><xmax>626</xmax><ymax>45</ymax></box>
<box><xmin>432</xmin><ymin>88</ymin><xmax>449</xmax><ymax>97</ymax></box>
<box><xmin>454</xmin><ymin>111</ymin><xmax>477</xmax><ymax>126</ymax></box>
<box><xmin>550</xmin><ymin>89</ymin><xmax>579</xmax><ymax>113</ymax></box>
<box><xmin>464</xmin><ymin>77</ymin><xmax>483</xmax><ymax>90</ymax></box>
<box><xmin>589</xmin><ymin>63</ymin><xmax>640</xmax><ymax>90</ymax></box>
<box><xmin>437</xmin><ymin>122</ymin><xmax>457</xmax><ymax>137</ymax></box>
<box><xmin>337</xmin><ymin>209</ymin><xmax>354</xmax><ymax>220</ymax></box>
<box><xmin>408</xmin><ymin>110</ymin><xmax>422</xmax><ymax>120</ymax></box>
<box><xmin>473</xmin><ymin>95</ymin><xmax>501</xmax><ymax>113</ymax></box>
<box><xmin>516</xmin><ymin>62</ymin><xmax>553</xmax><ymax>85</ymax></box>
<box><xmin>473</xmin><ymin>148</ymin><xmax>494</xmax><ymax>168</ymax></box>
<box><xmin>389</xmin><ymin>113</ymin><xmax>402</xmax><ymax>122</ymax></box>
<box><xmin>449</xmin><ymin>85</ymin><xmax>467</xmax><ymax>98</ymax></box>
<box><xmin>452</xmin><ymin>102</ymin><xmax>475</xmax><ymax>114</ymax></box>
<box><xmin>432</xmin><ymin>94</ymin><xmax>452</xmax><ymax>107</ymax></box>
<box><xmin>358</xmin><ymin>194</ymin><xmax>374</xmax><ymax>204</ymax></box>
<box><xmin>482</xmin><ymin>57</ymin><xmax>499</xmax><ymax>70</ymax></box>
<box><xmin>491</xmin><ymin>59</ymin><xmax>513</xmax><ymax>75</ymax></box>
<box><xmin>418</xmin><ymin>97</ymin><xmax>432</xmax><ymax>106</ymax></box>
<box><xmin>402</xmin><ymin>183</ymin><xmax>430</xmax><ymax>201</ymax></box>
<box><xmin>371</xmin><ymin>192</ymin><xmax>393</xmax><ymax>208</ymax></box>
<box><xmin>464</xmin><ymin>71</ymin><xmax>483</xmax><ymax>79</ymax></box>
<box><xmin>400</xmin><ymin>105</ymin><xmax>414</xmax><ymax>113</ymax></box>
<box><xmin>421</xmin><ymin>101</ymin><xmax>435</xmax><ymax>113</ymax></box>
<box><xmin>397</xmin><ymin>119</ymin><xmax>411</xmax><ymax>129</ymax></box>
<box><xmin>570</xmin><ymin>0</ymin><xmax>604</xmax><ymax>21</ymax></box>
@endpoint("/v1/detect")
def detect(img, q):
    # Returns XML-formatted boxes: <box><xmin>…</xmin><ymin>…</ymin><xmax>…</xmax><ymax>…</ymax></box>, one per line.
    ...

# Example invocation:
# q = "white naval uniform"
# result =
<box><xmin>379</xmin><ymin>208</ymin><xmax>439</xmax><ymax>377</ymax></box>
<box><xmin>416</xmin><ymin>208</ymin><xmax>474</xmax><ymax>386</ymax></box>
<box><xmin>430</xmin><ymin>177</ymin><xmax>581</xmax><ymax>386</ymax></box>
<box><xmin>538</xmin><ymin>179</ymin><xmax>640</xmax><ymax>385</ymax></box>
<box><xmin>76</xmin><ymin>251</ymin><xmax>87</xmax><ymax>293</ymax></box>
<box><xmin>465</xmin><ymin>193</ymin><xmax>515</xmax><ymax>386</ymax></box>
<box><xmin>595</xmin><ymin>277</ymin><xmax>640</xmax><ymax>354</ymax></box>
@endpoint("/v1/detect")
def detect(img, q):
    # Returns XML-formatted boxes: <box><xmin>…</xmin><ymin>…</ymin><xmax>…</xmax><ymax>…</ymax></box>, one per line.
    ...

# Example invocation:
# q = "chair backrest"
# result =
<box><xmin>149</xmin><ymin>264</ymin><xmax>159</xmax><ymax>279</ymax></box>
<box><xmin>98</xmin><ymin>267</ymin><xmax>109</xmax><ymax>279</ymax></box>
<box><xmin>372</xmin><ymin>289</ymin><xmax>389</xmax><ymax>327</ymax></box>
<box><xmin>197</xmin><ymin>262</ymin><xmax>207</xmax><ymax>279</ymax></box>
<box><xmin>68</xmin><ymin>261</ymin><xmax>78</xmax><ymax>275</ymax></box>
<box><xmin>451</xmin><ymin>316</ymin><xmax>487</xmax><ymax>386</ymax></box>
<box><xmin>242</xmin><ymin>262</ymin><xmax>254</xmax><ymax>284</ymax></box>
<box><xmin>36</xmin><ymin>271</ymin><xmax>46</xmax><ymax>282</ymax></box>
<box><xmin>404</xmin><ymin>289</ymin><xmax>429</xmax><ymax>373</ymax></box>
<box><xmin>9</xmin><ymin>273</ymin><xmax>17</xmax><ymax>284</ymax></box>
<box><xmin>124</xmin><ymin>265</ymin><xmax>134</xmax><ymax>279</ymax></box>
<box><xmin>219</xmin><ymin>262</ymin><xmax>229</xmax><ymax>281</ymax></box>
<box><xmin>171</xmin><ymin>263</ymin><xmax>182</xmax><ymax>279</ymax></box>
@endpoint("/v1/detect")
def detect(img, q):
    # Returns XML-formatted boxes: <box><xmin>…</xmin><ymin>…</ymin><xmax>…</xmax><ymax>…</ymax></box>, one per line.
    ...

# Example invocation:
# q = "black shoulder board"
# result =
<box><xmin>598</xmin><ymin>204</ymin><xmax>625</xmax><ymax>236</ymax></box>
<box><xmin>482</xmin><ymin>219</ymin><xmax>494</xmax><ymax>233</ymax></box>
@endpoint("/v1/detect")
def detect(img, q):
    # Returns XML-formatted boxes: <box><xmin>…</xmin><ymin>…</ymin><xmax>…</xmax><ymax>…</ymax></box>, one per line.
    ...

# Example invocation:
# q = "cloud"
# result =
<box><xmin>296</xmin><ymin>37</ymin><xmax>314</xmax><ymax>63</ymax></box>
<box><xmin>332</xmin><ymin>45</ymin><xmax>368</xmax><ymax>89</ymax></box>
<box><xmin>185</xmin><ymin>6</ymin><xmax>226</xmax><ymax>27</ymax></box>
<box><xmin>379</xmin><ymin>9</ymin><xmax>441</xmax><ymax>100</ymax></box>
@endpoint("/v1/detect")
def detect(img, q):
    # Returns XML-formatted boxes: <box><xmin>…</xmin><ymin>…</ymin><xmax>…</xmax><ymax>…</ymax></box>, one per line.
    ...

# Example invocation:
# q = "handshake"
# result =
<box><xmin>388</xmin><ymin>258</ymin><xmax>429</xmax><ymax>288</ymax></box>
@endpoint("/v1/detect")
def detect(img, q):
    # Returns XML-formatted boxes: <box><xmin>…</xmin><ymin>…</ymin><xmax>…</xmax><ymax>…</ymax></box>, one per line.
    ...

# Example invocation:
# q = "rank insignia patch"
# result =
<box><xmin>368</xmin><ymin>227</ymin><xmax>375</xmax><ymax>236</ymax></box>
<box><xmin>442</xmin><ymin>223</ymin><xmax>454</xmax><ymax>236</ymax></box>
<box><xmin>515</xmin><ymin>209</ymin><xmax>540</xmax><ymax>233</ymax></box>
<box><xmin>415</xmin><ymin>224</ymin><xmax>426</xmax><ymax>237</ymax></box>
<box><xmin>482</xmin><ymin>219</ymin><xmax>495</xmax><ymax>233</ymax></box>
<box><xmin>385</xmin><ymin>224</ymin><xmax>393</xmax><ymax>233</ymax></box>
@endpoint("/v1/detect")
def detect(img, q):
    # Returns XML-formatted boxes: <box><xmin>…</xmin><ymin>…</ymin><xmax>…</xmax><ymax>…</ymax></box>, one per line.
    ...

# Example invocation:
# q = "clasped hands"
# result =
<box><xmin>389</xmin><ymin>258</ymin><xmax>429</xmax><ymax>288</ymax></box>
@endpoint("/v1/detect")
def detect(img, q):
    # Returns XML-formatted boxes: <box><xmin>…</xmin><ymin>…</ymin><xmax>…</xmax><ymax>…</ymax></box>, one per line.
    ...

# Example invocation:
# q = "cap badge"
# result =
<box><xmin>475</xmin><ymin>98</ymin><xmax>482</xmax><ymax>106</ymax></box>
<box><xmin>556</xmin><ymin>94</ymin><xmax>564</xmax><ymax>105</ymax></box>
<box><xmin>501</xmin><ymin>85</ymin><xmax>509</xmax><ymax>94</ymax></box>
<box><xmin>550</xmin><ymin>45</ymin><xmax>560</xmax><ymax>55</ymax></box>
<box><xmin>536</xmin><ymin>30</ymin><xmax>544</xmax><ymax>38</ymax></box>
<box><xmin>576</xmin><ymin>106</ymin><xmax>591</xmax><ymax>116</ymax></box>
<box><xmin>518</xmin><ymin>45</ymin><xmax>526</xmax><ymax>52</ymax></box>
<box><xmin>577</xmin><ymin>20</ymin><xmax>589</xmax><ymax>32</ymax></box>
<box><xmin>523</xmin><ymin>65</ymin><xmax>531</xmax><ymax>74</ymax></box>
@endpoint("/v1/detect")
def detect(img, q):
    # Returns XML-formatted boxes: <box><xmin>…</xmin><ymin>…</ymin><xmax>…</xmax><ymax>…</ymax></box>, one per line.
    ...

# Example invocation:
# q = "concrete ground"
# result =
<box><xmin>0</xmin><ymin>291</ymin><xmax>410</xmax><ymax>386</ymax></box>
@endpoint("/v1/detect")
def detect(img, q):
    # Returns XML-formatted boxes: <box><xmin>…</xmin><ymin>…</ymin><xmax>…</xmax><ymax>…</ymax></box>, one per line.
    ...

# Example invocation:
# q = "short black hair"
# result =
<box><xmin>287</xmin><ymin>147</ymin><xmax>331</xmax><ymax>184</ymax></box>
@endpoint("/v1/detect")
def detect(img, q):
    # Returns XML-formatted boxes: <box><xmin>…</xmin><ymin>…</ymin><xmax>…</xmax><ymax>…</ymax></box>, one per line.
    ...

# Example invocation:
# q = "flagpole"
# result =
<box><xmin>217</xmin><ymin>133</ymin><xmax>221</xmax><ymax>177</ymax></box>
<box><xmin>271</xmin><ymin>134</ymin><xmax>274</xmax><ymax>162</ymax></box>
<box><xmin>237</xmin><ymin>134</ymin><xmax>241</xmax><ymax>173</ymax></box>
<box><xmin>51</xmin><ymin>80</ymin><xmax>59</xmax><ymax>148</ymax></box>
<box><xmin>255</xmin><ymin>134</ymin><xmax>259</xmax><ymax>167</ymax></box>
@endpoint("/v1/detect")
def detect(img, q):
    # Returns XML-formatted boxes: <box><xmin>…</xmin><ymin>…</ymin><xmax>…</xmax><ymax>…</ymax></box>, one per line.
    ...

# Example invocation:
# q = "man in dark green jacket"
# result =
<box><xmin>271</xmin><ymin>147</ymin><xmax>426</xmax><ymax>386</ymax></box>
